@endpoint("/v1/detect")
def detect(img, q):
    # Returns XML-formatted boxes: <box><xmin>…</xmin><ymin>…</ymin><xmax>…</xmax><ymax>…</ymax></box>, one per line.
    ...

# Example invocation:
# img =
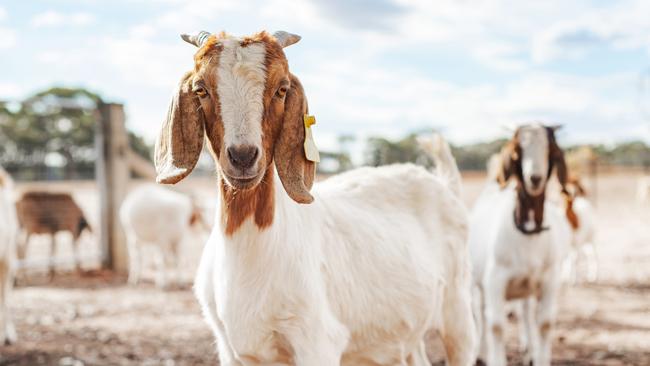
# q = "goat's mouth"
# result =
<box><xmin>224</xmin><ymin>173</ymin><xmax>263</xmax><ymax>190</ymax></box>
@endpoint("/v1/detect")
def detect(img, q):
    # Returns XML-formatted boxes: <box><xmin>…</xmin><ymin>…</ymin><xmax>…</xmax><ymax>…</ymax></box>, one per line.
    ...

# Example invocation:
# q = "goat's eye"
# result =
<box><xmin>194</xmin><ymin>86</ymin><xmax>208</xmax><ymax>98</ymax></box>
<box><xmin>275</xmin><ymin>85</ymin><xmax>289</xmax><ymax>98</ymax></box>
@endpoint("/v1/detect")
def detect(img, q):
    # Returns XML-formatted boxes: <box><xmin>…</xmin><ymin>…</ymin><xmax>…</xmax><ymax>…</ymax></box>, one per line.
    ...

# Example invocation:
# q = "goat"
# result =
<box><xmin>154</xmin><ymin>30</ymin><xmax>476</xmax><ymax>365</ymax></box>
<box><xmin>561</xmin><ymin>176</ymin><xmax>597</xmax><ymax>283</ymax></box>
<box><xmin>120</xmin><ymin>184</ymin><xmax>207</xmax><ymax>288</ymax></box>
<box><xmin>0</xmin><ymin>167</ymin><xmax>18</xmax><ymax>344</ymax></box>
<box><xmin>15</xmin><ymin>191</ymin><xmax>91</xmax><ymax>275</ymax></box>
<box><xmin>469</xmin><ymin>123</ymin><xmax>572</xmax><ymax>366</ymax></box>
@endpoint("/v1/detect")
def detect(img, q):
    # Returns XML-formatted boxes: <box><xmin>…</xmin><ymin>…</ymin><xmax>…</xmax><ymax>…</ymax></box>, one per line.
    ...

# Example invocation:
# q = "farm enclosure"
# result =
<box><xmin>1</xmin><ymin>169</ymin><xmax>649</xmax><ymax>365</ymax></box>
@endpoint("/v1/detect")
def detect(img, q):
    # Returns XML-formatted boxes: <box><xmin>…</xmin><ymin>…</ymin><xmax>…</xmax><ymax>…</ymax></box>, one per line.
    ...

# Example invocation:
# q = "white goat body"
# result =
<box><xmin>469</xmin><ymin>181</ymin><xmax>571</xmax><ymax>366</ymax></box>
<box><xmin>120</xmin><ymin>184</ymin><xmax>196</xmax><ymax>288</ymax></box>
<box><xmin>195</xmin><ymin>161</ymin><xmax>476</xmax><ymax>365</ymax></box>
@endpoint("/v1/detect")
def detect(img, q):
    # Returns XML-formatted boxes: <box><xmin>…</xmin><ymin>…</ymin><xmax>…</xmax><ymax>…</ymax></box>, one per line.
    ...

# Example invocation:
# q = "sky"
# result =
<box><xmin>1</xmin><ymin>0</ymin><xmax>650</xmax><ymax>153</ymax></box>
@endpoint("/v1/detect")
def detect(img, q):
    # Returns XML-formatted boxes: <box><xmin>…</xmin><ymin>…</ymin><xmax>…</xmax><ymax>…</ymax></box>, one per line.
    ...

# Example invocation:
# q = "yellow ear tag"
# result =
<box><xmin>303</xmin><ymin>115</ymin><xmax>320</xmax><ymax>163</ymax></box>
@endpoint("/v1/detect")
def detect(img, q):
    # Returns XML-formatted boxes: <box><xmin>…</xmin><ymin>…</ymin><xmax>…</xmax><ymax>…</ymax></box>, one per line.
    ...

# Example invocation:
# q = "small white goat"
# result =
<box><xmin>469</xmin><ymin>124</ymin><xmax>572</xmax><ymax>366</ymax></box>
<box><xmin>120</xmin><ymin>184</ymin><xmax>205</xmax><ymax>288</ymax></box>
<box><xmin>0</xmin><ymin>167</ymin><xmax>17</xmax><ymax>345</ymax></box>
<box><xmin>562</xmin><ymin>177</ymin><xmax>597</xmax><ymax>284</ymax></box>
<box><xmin>155</xmin><ymin>30</ymin><xmax>476</xmax><ymax>365</ymax></box>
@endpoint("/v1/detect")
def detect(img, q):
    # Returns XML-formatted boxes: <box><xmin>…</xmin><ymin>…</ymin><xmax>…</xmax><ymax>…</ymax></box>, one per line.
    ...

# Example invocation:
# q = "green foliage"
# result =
<box><xmin>0</xmin><ymin>87</ymin><xmax>152</xmax><ymax>180</ymax></box>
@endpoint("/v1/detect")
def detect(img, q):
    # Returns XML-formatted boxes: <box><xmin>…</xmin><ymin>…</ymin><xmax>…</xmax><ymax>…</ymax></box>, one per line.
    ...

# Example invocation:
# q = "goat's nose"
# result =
<box><xmin>530</xmin><ymin>175</ymin><xmax>542</xmax><ymax>188</ymax></box>
<box><xmin>227</xmin><ymin>145</ymin><xmax>259</xmax><ymax>170</ymax></box>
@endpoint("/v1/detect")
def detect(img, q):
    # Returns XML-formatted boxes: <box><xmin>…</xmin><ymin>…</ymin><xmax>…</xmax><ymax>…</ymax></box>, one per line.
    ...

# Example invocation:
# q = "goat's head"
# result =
<box><xmin>499</xmin><ymin>123</ymin><xmax>567</xmax><ymax>197</ymax></box>
<box><xmin>155</xmin><ymin>31</ymin><xmax>316</xmax><ymax>204</ymax></box>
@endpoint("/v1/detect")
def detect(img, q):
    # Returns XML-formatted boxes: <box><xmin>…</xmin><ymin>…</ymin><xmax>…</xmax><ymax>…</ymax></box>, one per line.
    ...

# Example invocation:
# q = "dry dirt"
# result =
<box><xmin>1</xmin><ymin>170</ymin><xmax>649</xmax><ymax>365</ymax></box>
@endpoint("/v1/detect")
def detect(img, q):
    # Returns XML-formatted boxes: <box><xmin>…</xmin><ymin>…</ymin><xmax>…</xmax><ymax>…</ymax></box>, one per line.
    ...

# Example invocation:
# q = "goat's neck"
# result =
<box><xmin>513</xmin><ymin>183</ymin><xmax>547</xmax><ymax>234</ymax></box>
<box><xmin>218</xmin><ymin>167</ymin><xmax>277</xmax><ymax>237</ymax></box>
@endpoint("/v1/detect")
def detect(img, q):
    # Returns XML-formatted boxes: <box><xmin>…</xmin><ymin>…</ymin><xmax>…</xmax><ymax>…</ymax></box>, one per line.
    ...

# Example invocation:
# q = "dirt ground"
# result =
<box><xmin>1</xmin><ymin>170</ymin><xmax>649</xmax><ymax>365</ymax></box>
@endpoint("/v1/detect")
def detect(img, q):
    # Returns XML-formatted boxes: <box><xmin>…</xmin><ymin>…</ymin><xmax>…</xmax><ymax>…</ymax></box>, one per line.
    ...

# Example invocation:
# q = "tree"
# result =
<box><xmin>0</xmin><ymin>87</ymin><xmax>152</xmax><ymax>180</ymax></box>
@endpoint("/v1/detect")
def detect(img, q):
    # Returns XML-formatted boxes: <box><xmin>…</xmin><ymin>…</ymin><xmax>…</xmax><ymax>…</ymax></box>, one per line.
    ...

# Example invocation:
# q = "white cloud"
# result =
<box><xmin>532</xmin><ymin>0</ymin><xmax>650</xmax><ymax>63</ymax></box>
<box><xmin>0</xmin><ymin>6</ymin><xmax>6</xmax><ymax>21</ymax></box>
<box><xmin>0</xmin><ymin>26</ymin><xmax>15</xmax><ymax>49</ymax></box>
<box><xmin>31</xmin><ymin>11</ymin><xmax>95</xmax><ymax>28</ymax></box>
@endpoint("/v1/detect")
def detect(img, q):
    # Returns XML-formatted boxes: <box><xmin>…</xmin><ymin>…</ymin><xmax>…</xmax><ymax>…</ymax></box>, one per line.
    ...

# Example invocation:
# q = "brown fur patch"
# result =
<box><xmin>564</xmin><ymin>194</ymin><xmax>580</xmax><ymax>230</ymax></box>
<box><xmin>540</xmin><ymin>321</ymin><xmax>552</xmax><ymax>338</ymax></box>
<box><xmin>492</xmin><ymin>324</ymin><xmax>503</xmax><ymax>339</ymax></box>
<box><xmin>221</xmin><ymin>168</ymin><xmax>275</xmax><ymax>236</ymax></box>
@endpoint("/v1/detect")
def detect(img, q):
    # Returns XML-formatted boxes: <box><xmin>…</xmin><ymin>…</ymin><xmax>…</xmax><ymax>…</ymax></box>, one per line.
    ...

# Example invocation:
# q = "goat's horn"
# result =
<box><xmin>273</xmin><ymin>31</ymin><xmax>301</xmax><ymax>48</ymax></box>
<box><xmin>548</xmin><ymin>124</ymin><xmax>564</xmax><ymax>131</ymax></box>
<box><xmin>180</xmin><ymin>31</ymin><xmax>211</xmax><ymax>47</ymax></box>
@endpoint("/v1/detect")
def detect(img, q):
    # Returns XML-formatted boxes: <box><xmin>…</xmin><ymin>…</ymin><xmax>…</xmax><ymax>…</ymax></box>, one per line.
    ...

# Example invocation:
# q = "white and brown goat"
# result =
<box><xmin>15</xmin><ymin>191</ymin><xmax>91</xmax><ymax>275</ymax></box>
<box><xmin>155</xmin><ymin>30</ymin><xmax>476</xmax><ymax>365</ymax></box>
<box><xmin>469</xmin><ymin>124</ymin><xmax>572</xmax><ymax>366</ymax></box>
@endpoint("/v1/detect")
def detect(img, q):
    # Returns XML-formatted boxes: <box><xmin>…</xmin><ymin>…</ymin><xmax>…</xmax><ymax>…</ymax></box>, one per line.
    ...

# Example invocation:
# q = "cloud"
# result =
<box><xmin>0</xmin><ymin>6</ymin><xmax>6</xmax><ymax>21</ymax></box>
<box><xmin>532</xmin><ymin>0</ymin><xmax>650</xmax><ymax>63</ymax></box>
<box><xmin>0</xmin><ymin>26</ymin><xmax>15</xmax><ymax>49</ymax></box>
<box><xmin>31</xmin><ymin>11</ymin><xmax>95</xmax><ymax>28</ymax></box>
<box><xmin>309</xmin><ymin>0</ymin><xmax>405</xmax><ymax>31</ymax></box>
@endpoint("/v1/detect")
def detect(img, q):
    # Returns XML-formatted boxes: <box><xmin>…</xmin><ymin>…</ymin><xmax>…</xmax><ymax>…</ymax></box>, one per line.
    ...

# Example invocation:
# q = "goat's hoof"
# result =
<box><xmin>475</xmin><ymin>359</ymin><xmax>487</xmax><ymax>366</ymax></box>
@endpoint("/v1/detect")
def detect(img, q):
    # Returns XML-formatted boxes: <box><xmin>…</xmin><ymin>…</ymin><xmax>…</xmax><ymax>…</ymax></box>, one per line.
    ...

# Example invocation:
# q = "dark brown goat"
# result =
<box><xmin>15</xmin><ymin>192</ymin><xmax>91</xmax><ymax>274</ymax></box>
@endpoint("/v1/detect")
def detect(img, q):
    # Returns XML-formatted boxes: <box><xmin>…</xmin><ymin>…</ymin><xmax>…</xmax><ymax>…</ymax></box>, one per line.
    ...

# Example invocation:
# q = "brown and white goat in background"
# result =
<box><xmin>155</xmin><ymin>30</ymin><xmax>476</xmax><ymax>365</ymax></box>
<box><xmin>469</xmin><ymin>124</ymin><xmax>572</xmax><ymax>366</ymax></box>
<box><xmin>15</xmin><ymin>191</ymin><xmax>91</xmax><ymax>276</ymax></box>
<box><xmin>0</xmin><ymin>167</ymin><xmax>18</xmax><ymax>345</ymax></box>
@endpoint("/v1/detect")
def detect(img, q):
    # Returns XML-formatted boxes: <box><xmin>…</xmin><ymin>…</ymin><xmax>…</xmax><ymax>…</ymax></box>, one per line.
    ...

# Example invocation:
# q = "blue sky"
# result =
<box><xmin>1</xmin><ymin>0</ymin><xmax>650</xmax><ymax>152</ymax></box>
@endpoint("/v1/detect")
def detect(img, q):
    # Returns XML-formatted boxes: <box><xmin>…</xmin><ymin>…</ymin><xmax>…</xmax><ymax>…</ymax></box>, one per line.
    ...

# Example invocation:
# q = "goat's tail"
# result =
<box><xmin>418</xmin><ymin>134</ymin><xmax>462</xmax><ymax>198</ymax></box>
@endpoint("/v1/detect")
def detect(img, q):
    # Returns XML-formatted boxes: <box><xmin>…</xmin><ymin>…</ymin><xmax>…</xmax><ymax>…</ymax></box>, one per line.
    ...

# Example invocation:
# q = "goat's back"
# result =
<box><xmin>120</xmin><ymin>184</ymin><xmax>193</xmax><ymax>243</ymax></box>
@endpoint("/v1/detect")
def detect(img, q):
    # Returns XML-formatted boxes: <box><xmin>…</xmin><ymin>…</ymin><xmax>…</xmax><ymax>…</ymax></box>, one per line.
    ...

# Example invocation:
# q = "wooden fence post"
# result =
<box><xmin>95</xmin><ymin>102</ymin><xmax>130</xmax><ymax>274</ymax></box>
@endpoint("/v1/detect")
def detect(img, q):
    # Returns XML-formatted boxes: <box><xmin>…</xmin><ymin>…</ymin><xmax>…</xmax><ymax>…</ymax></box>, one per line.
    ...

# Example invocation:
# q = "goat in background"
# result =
<box><xmin>120</xmin><ymin>184</ymin><xmax>208</xmax><ymax>289</ymax></box>
<box><xmin>469</xmin><ymin>123</ymin><xmax>572</xmax><ymax>366</ymax></box>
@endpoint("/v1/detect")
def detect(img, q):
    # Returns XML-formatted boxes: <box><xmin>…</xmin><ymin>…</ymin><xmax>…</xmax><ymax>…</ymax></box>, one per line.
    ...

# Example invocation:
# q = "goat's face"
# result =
<box><xmin>155</xmin><ymin>31</ymin><xmax>316</xmax><ymax>204</ymax></box>
<box><xmin>518</xmin><ymin>125</ymin><xmax>550</xmax><ymax>196</ymax></box>
<box><xmin>499</xmin><ymin>123</ymin><xmax>568</xmax><ymax>197</ymax></box>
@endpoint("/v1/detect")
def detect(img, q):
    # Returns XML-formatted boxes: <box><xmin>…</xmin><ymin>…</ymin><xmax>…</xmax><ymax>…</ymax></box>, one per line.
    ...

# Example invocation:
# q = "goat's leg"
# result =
<box><xmin>521</xmin><ymin>297</ymin><xmax>538</xmax><ymax>366</ymax></box>
<box><xmin>16</xmin><ymin>232</ymin><xmax>28</xmax><ymax>261</ymax></box>
<box><xmin>49</xmin><ymin>234</ymin><xmax>58</xmax><ymax>279</ymax></box>
<box><xmin>153</xmin><ymin>247</ymin><xmax>168</xmax><ymax>289</ymax></box>
<box><xmin>0</xmin><ymin>261</ymin><xmax>16</xmax><ymax>345</ymax></box>
<box><xmin>168</xmin><ymin>239</ymin><xmax>182</xmax><ymax>286</ymax></box>
<box><xmin>126</xmin><ymin>232</ymin><xmax>141</xmax><ymax>285</ymax></box>
<box><xmin>583</xmin><ymin>243</ymin><xmax>598</xmax><ymax>283</ymax></box>
<box><xmin>484</xmin><ymin>268</ymin><xmax>508</xmax><ymax>366</ymax></box>
<box><xmin>283</xmin><ymin>309</ymin><xmax>349</xmax><ymax>366</ymax></box>
<box><xmin>72</xmin><ymin>238</ymin><xmax>82</xmax><ymax>273</ymax></box>
<box><xmin>472</xmin><ymin>286</ymin><xmax>488</xmax><ymax>364</ymax></box>
<box><xmin>407</xmin><ymin>341</ymin><xmax>430</xmax><ymax>366</ymax></box>
<box><xmin>440</xmin><ymin>278</ymin><xmax>477</xmax><ymax>366</ymax></box>
<box><xmin>534</xmin><ymin>276</ymin><xmax>559</xmax><ymax>366</ymax></box>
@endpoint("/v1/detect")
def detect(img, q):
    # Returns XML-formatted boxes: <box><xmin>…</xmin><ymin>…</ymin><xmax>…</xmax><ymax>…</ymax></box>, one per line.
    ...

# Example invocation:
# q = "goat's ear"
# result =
<box><xmin>497</xmin><ymin>141</ymin><xmax>519</xmax><ymax>188</ymax></box>
<box><xmin>548</xmin><ymin>128</ymin><xmax>568</xmax><ymax>192</ymax></box>
<box><xmin>274</xmin><ymin>74</ymin><xmax>315</xmax><ymax>204</ymax></box>
<box><xmin>155</xmin><ymin>72</ymin><xmax>205</xmax><ymax>184</ymax></box>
